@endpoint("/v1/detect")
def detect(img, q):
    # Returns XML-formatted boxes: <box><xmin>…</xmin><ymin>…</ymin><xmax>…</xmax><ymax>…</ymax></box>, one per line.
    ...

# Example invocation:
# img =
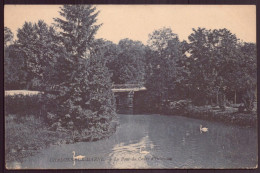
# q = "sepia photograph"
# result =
<box><xmin>4</xmin><ymin>4</ymin><xmax>257</xmax><ymax>169</ymax></box>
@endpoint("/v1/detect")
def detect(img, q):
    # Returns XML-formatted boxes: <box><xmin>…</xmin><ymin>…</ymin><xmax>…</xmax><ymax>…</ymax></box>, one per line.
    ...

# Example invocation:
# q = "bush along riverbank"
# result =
<box><xmin>5</xmin><ymin>114</ymin><xmax>67</xmax><ymax>162</ymax></box>
<box><xmin>5</xmin><ymin>5</ymin><xmax>119</xmax><ymax>163</ymax></box>
<box><xmin>5</xmin><ymin>94</ymin><xmax>119</xmax><ymax>162</ymax></box>
<box><xmin>162</xmin><ymin>100</ymin><xmax>257</xmax><ymax>127</ymax></box>
<box><xmin>5</xmin><ymin>115</ymin><xmax>118</xmax><ymax>162</ymax></box>
<box><xmin>5</xmin><ymin>113</ymin><xmax>118</xmax><ymax>162</ymax></box>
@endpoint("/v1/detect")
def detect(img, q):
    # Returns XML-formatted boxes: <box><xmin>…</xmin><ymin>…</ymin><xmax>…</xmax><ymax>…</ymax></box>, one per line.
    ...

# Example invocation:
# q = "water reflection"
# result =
<box><xmin>108</xmin><ymin>135</ymin><xmax>157</xmax><ymax>168</ymax></box>
<box><xmin>6</xmin><ymin>114</ymin><xmax>257</xmax><ymax>169</ymax></box>
<box><xmin>147</xmin><ymin>115</ymin><xmax>257</xmax><ymax>168</ymax></box>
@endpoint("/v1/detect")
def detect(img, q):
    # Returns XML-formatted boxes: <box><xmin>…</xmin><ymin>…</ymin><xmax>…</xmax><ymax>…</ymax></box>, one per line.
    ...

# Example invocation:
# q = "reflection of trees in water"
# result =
<box><xmin>6</xmin><ymin>114</ymin><xmax>257</xmax><ymax>169</ymax></box>
<box><xmin>108</xmin><ymin>135</ymin><xmax>156</xmax><ymax>168</ymax></box>
<box><xmin>146</xmin><ymin>115</ymin><xmax>257</xmax><ymax>168</ymax></box>
<box><xmin>106</xmin><ymin>114</ymin><xmax>164</xmax><ymax>168</ymax></box>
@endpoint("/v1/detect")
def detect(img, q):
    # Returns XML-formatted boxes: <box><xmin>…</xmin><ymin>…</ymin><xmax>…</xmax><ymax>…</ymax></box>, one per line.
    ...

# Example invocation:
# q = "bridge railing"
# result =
<box><xmin>112</xmin><ymin>84</ymin><xmax>144</xmax><ymax>89</ymax></box>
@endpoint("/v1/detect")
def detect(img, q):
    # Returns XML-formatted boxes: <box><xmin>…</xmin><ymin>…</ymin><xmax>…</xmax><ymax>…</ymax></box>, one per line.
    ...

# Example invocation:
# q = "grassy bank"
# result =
<box><xmin>164</xmin><ymin>101</ymin><xmax>257</xmax><ymax>127</ymax></box>
<box><xmin>5</xmin><ymin>114</ymin><xmax>118</xmax><ymax>162</ymax></box>
<box><xmin>5</xmin><ymin>92</ymin><xmax>118</xmax><ymax>162</ymax></box>
<box><xmin>5</xmin><ymin>114</ymin><xmax>68</xmax><ymax>162</ymax></box>
<box><xmin>185</xmin><ymin>105</ymin><xmax>257</xmax><ymax>126</ymax></box>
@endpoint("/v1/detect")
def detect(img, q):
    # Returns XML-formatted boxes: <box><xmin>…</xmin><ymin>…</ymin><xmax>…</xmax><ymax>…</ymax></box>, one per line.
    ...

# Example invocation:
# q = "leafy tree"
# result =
<box><xmin>16</xmin><ymin>20</ymin><xmax>58</xmax><ymax>90</ymax></box>
<box><xmin>187</xmin><ymin>28</ymin><xmax>239</xmax><ymax>107</ymax></box>
<box><xmin>187</xmin><ymin>28</ymin><xmax>256</xmax><ymax>111</ymax></box>
<box><xmin>93</xmin><ymin>39</ymin><xmax>118</xmax><ymax>74</ymax></box>
<box><xmin>148</xmin><ymin>27</ymin><xmax>177</xmax><ymax>54</ymax></box>
<box><xmin>145</xmin><ymin>28</ymin><xmax>188</xmax><ymax>112</ymax></box>
<box><xmin>211</xmin><ymin>29</ymin><xmax>240</xmax><ymax>98</ymax></box>
<box><xmin>215</xmin><ymin>38</ymin><xmax>256</xmax><ymax>111</ymax></box>
<box><xmin>187</xmin><ymin>28</ymin><xmax>219</xmax><ymax>105</ymax></box>
<box><xmin>238</xmin><ymin>42</ymin><xmax>257</xmax><ymax>111</ymax></box>
<box><xmin>5</xmin><ymin>23</ymin><xmax>57</xmax><ymax>90</ymax></box>
<box><xmin>97</xmin><ymin>38</ymin><xmax>146</xmax><ymax>85</ymax></box>
<box><xmin>4</xmin><ymin>27</ymin><xmax>13</xmax><ymax>47</ymax></box>
<box><xmin>4</xmin><ymin>27</ymin><xmax>23</xmax><ymax>90</ymax></box>
<box><xmin>113</xmin><ymin>39</ymin><xmax>146</xmax><ymax>84</ymax></box>
<box><xmin>4</xmin><ymin>44</ymin><xmax>27</xmax><ymax>89</ymax></box>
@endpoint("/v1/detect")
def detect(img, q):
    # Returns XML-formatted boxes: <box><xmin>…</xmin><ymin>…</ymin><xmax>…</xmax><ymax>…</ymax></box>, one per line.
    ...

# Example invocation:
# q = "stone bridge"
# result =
<box><xmin>5</xmin><ymin>84</ymin><xmax>147</xmax><ymax>113</ymax></box>
<box><xmin>112</xmin><ymin>84</ymin><xmax>146</xmax><ymax>93</ymax></box>
<box><xmin>112</xmin><ymin>84</ymin><xmax>147</xmax><ymax>113</ymax></box>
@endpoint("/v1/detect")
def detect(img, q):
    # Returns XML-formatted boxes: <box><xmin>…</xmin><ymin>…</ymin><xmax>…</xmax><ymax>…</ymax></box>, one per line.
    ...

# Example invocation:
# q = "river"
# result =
<box><xmin>6</xmin><ymin>114</ymin><xmax>257</xmax><ymax>169</ymax></box>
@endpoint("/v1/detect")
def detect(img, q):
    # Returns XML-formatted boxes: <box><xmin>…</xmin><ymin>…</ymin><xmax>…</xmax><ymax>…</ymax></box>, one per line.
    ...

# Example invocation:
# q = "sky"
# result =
<box><xmin>4</xmin><ymin>5</ymin><xmax>256</xmax><ymax>45</ymax></box>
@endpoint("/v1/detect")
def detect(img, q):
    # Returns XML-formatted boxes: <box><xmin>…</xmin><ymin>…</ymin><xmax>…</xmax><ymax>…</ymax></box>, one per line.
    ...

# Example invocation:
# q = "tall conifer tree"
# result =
<box><xmin>45</xmin><ymin>5</ymin><xmax>116</xmax><ymax>141</ymax></box>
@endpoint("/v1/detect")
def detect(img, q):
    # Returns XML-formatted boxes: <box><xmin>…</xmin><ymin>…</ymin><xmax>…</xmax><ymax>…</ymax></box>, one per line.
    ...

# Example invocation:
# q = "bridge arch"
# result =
<box><xmin>112</xmin><ymin>84</ymin><xmax>146</xmax><ymax>113</ymax></box>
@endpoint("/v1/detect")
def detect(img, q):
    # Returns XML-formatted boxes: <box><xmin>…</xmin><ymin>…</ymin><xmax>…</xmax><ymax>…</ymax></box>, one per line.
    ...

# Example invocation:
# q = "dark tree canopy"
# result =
<box><xmin>187</xmin><ymin>28</ymin><xmax>256</xmax><ymax>109</ymax></box>
<box><xmin>114</xmin><ymin>39</ymin><xmax>146</xmax><ymax>84</ymax></box>
<box><xmin>145</xmin><ymin>28</ymin><xmax>188</xmax><ymax>111</ymax></box>
<box><xmin>4</xmin><ymin>44</ymin><xmax>27</xmax><ymax>90</ymax></box>
<box><xmin>4</xmin><ymin>5</ymin><xmax>257</xmax><ymax>140</ymax></box>
<box><xmin>42</xmin><ymin>5</ymin><xmax>117</xmax><ymax>140</ymax></box>
<box><xmin>54</xmin><ymin>5</ymin><xmax>101</xmax><ymax>59</ymax></box>
<box><xmin>4</xmin><ymin>27</ymin><xmax>13</xmax><ymax>47</ymax></box>
<box><xmin>16</xmin><ymin>20</ymin><xmax>59</xmax><ymax>90</ymax></box>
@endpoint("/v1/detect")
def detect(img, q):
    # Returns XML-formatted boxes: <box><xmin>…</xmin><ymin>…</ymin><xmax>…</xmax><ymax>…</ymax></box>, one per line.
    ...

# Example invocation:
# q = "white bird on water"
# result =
<box><xmin>72</xmin><ymin>151</ymin><xmax>85</xmax><ymax>166</ymax></box>
<box><xmin>200</xmin><ymin>125</ymin><xmax>208</xmax><ymax>133</ymax></box>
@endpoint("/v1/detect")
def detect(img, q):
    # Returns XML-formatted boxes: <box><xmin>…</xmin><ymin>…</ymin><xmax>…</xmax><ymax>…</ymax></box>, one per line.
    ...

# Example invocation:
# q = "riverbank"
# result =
<box><xmin>5</xmin><ymin>114</ymin><xmax>68</xmax><ymax>162</ymax></box>
<box><xmin>5</xmin><ymin>113</ymin><xmax>119</xmax><ymax>163</ymax></box>
<box><xmin>164</xmin><ymin>102</ymin><xmax>257</xmax><ymax>127</ymax></box>
<box><xmin>187</xmin><ymin>106</ymin><xmax>257</xmax><ymax>126</ymax></box>
<box><xmin>5</xmin><ymin>114</ymin><xmax>118</xmax><ymax>163</ymax></box>
<box><xmin>6</xmin><ymin>114</ymin><xmax>257</xmax><ymax>169</ymax></box>
<box><xmin>5</xmin><ymin>92</ymin><xmax>119</xmax><ymax>163</ymax></box>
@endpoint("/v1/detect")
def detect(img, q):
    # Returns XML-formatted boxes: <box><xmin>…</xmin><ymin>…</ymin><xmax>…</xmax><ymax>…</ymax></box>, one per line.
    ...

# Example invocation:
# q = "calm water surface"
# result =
<box><xmin>7</xmin><ymin>114</ymin><xmax>257</xmax><ymax>169</ymax></box>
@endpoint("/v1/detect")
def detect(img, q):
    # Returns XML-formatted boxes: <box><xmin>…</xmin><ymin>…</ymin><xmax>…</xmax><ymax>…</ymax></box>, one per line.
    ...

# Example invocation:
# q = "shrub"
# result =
<box><xmin>5</xmin><ymin>94</ymin><xmax>44</xmax><ymax>118</ymax></box>
<box><xmin>242</xmin><ymin>89</ymin><xmax>255</xmax><ymax>112</ymax></box>
<box><xmin>42</xmin><ymin>54</ymin><xmax>117</xmax><ymax>141</ymax></box>
<box><xmin>5</xmin><ymin>114</ymin><xmax>67</xmax><ymax>162</ymax></box>
<box><xmin>238</xmin><ymin>105</ymin><xmax>245</xmax><ymax>113</ymax></box>
<box><xmin>166</xmin><ymin>99</ymin><xmax>192</xmax><ymax>115</ymax></box>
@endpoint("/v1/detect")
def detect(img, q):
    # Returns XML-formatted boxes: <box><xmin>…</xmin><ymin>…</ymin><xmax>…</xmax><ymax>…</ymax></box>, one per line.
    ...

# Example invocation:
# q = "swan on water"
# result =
<box><xmin>72</xmin><ymin>151</ymin><xmax>86</xmax><ymax>166</ymax></box>
<box><xmin>200</xmin><ymin>125</ymin><xmax>208</xmax><ymax>133</ymax></box>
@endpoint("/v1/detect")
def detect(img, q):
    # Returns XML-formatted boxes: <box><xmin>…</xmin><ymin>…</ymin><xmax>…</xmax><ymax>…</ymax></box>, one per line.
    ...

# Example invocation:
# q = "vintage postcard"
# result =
<box><xmin>4</xmin><ymin>5</ymin><xmax>257</xmax><ymax>169</ymax></box>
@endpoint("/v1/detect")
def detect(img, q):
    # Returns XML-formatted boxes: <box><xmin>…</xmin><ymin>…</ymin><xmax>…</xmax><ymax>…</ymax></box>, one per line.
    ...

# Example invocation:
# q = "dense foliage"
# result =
<box><xmin>43</xmin><ymin>5</ymin><xmax>116</xmax><ymax>140</ymax></box>
<box><xmin>4</xmin><ymin>27</ymin><xmax>13</xmax><ymax>47</ymax></box>
<box><xmin>4</xmin><ymin>44</ymin><xmax>27</xmax><ymax>89</ymax></box>
<box><xmin>5</xmin><ymin>94</ymin><xmax>44</xmax><ymax>116</ymax></box>
<box><xmin>5</xmin><ymin>5</ymin><xmax>117</xmax><ymax>142</ymax></box>
<box><xmin>145</xmin><ymin>28</ymin><xmax>190</xmax><ymax>112</ymax></box>
<box><xmin>98</xmin><ymin>38</ymin><xmax>146</xmax><ymax>84</ymax></box>
<box><xmin>4</xmin><ymin>6</ymin><xmax>257</xmax><ymax>165</ymax></box>
<box><xmin>186</xmin><ymin>28</ymin><xmax>256</xmax><ymax>110</ymax></box>
<box><xmin>4</xmin><ymin>6</ymin><xmax>257</xmax><ymax>136</ymax></box>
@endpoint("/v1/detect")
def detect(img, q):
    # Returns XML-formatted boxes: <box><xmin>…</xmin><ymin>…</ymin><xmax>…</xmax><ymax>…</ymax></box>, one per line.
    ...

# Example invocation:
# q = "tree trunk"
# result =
<box><xmin>219</xmin><ymin>89</ymin><xmax>226</xmax><ymax>111</ymax></box>
<box><xmin>234</xmin><ymin>90</ymin><xmax>237</xmax><ymax>104</ymax></box>
<box><xmin>216</xmin><ymin>90</ymin><xmax>219</xmax><ymax>105</ymax></box>
<box><xmin>26</xmin><ymin>81</ymin><xmax>31</xmax><ymax>90</ymax></box>
<box><xmin>223</xmin><ymin>94</ymin><xmax>226</xmax><ymax>107</ymax></box>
